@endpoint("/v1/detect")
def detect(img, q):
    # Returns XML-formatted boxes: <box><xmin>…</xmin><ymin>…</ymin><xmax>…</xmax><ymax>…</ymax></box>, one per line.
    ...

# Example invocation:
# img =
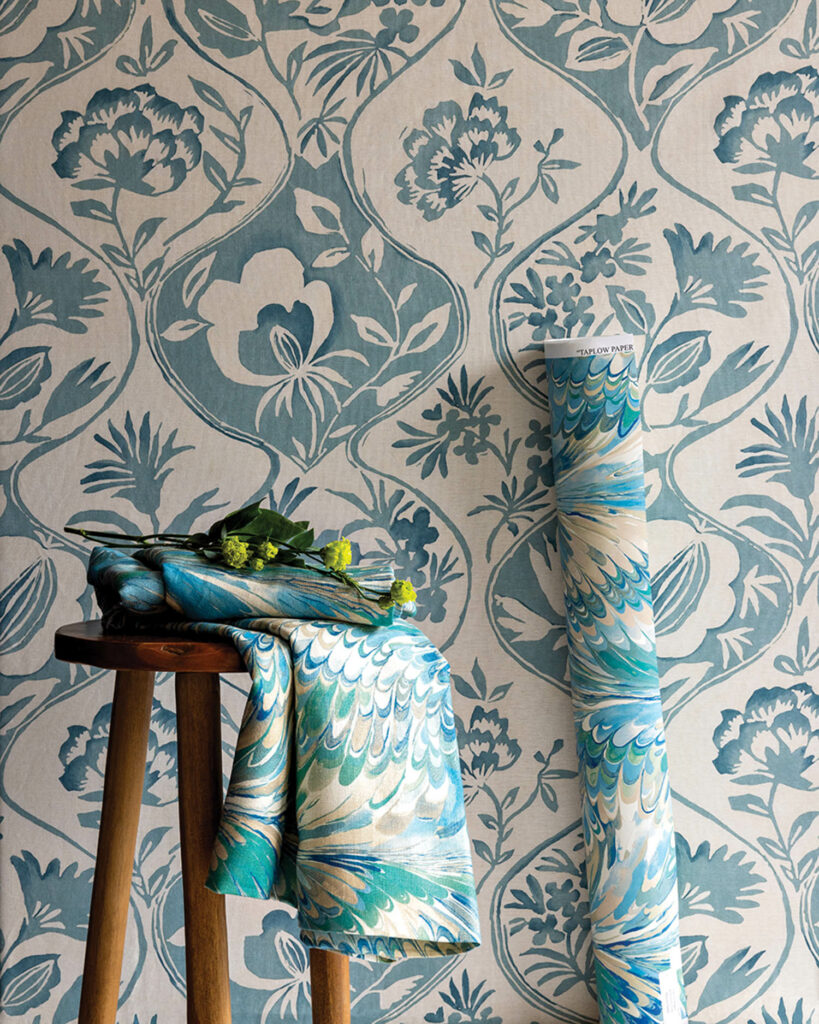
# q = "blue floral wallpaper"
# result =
<box><xmin>0</xmin><ymin>0</ymin><xmax>817</xmax><ymax>1021</ymax></box>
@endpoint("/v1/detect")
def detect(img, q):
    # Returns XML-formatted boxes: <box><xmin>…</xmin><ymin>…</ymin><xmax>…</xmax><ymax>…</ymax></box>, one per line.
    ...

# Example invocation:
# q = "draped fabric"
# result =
<box><xmin>88</xmin><ymin>546</ymin><xmax>481</xmax><ymax>961</ymax></box>
<box><xmin>545</xmin><ymin>338</ymin><xmax>687</xmax><ymax>1024</ymax></box>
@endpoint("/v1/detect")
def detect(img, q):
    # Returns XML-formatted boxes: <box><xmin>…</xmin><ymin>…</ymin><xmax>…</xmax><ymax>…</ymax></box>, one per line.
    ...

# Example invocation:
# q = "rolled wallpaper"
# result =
<box><xmin>544</xmin><ymin>336</ymin><xmax>687</xmax><ymax>1024</ymax></box>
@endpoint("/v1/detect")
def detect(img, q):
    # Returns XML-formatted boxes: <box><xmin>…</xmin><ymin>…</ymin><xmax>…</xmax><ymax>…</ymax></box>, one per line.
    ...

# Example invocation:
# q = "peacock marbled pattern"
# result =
<box><xmin>86</xmin><ymin>546</ymin><xmax>480</xmax><ymax>962</ymax></box>
<box><xmin>1</xmin><ymin>0</ymin><xmax>818</xmax><ymax>1019</ymax></box>
<box><xmin>547</xmin><ymin>350</ymin><xmax>685</xmax><ymax>1023</ymax></box>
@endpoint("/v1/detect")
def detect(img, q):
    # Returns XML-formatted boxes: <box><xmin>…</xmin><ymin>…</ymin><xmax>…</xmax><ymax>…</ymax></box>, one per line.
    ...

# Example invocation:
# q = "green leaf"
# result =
<box><xmin>287</xmin><ymin>527</ymin><xmax>315</xmax><ymax>550</ymax></box>
<box><xmin>210</xmin><ymin>501</ymin><xmax>261</xmax><ymax>539</ymax></box>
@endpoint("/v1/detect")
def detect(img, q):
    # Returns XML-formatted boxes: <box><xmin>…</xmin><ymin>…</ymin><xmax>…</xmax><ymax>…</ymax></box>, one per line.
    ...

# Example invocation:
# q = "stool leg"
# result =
<box><xmin>79</xmin><ymin>670</ymin><xmax>155</xmax><ymax>1024</ymax></box>
<box><xmin>310</xmin><ymin>949</ymin><xmax>351</xmax><ymax>1024</ymax></box>
<box><xmin>175</xmin><ymin>672</ymin><xmax>231</xmax><ymax>1023</ymax></box>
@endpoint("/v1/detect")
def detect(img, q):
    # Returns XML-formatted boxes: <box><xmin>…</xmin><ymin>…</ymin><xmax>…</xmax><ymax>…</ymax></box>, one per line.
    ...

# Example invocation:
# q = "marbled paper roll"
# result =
<box><xmin>544</xmin><ymin>335</ymin><xmax>688</xmax><ymax>1024</ymax></box>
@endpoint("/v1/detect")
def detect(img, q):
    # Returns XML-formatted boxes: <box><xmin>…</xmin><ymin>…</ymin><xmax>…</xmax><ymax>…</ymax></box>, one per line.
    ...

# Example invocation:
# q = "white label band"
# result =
<box><xmin>658</xmin><ymin>966</ymin><xmax>687</xmax><ymax>1024</ymax></box>
<box><xmin>544</xmin><ymin>334</ymin><xmax>635</xmax><ymax>359</ymax></box>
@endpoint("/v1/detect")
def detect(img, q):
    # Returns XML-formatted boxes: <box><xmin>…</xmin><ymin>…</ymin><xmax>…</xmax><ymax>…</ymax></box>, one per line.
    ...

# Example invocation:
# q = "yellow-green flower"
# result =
<box><xmin>390</xmin><ymin>579</ymin><xmax>416</xmax><ymax>605</ymax></box>
<box><xmin>322</xmin><ymin>537</ymin><xmax>352</xmax><ymax>571</ymax></box>
<box><xmin>260</xmin><ymin>541</ymin><xmax>279</xmax><ymax>561</ymax></box>
<box><xmin>251</xmin><ymin>557</ymin><xmax>265</xmax><ymax>571</ymax></box>
<box><xmin>221</xmin><ymin>536</ymin><xmax>249</xmax><ymax>568</ymax></box>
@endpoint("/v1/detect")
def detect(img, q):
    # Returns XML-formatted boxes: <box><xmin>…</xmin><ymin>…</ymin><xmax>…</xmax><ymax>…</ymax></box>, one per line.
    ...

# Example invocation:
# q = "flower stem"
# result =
<box><xmin>771</xmin><ymin>170</ymin><xmax>805</xmax><ymax>281</ymax></box>
<box><xmin>109</xmin><ymin>188</ymin><xmax>145</xmax><ymax>297</ymax></box>
<box><xmin>165</xmin><ymin>106</ymin><xmax>250</xmax><ymax>246</ymax></box>
<box><xmin>260</xmin><ymin>37</ymin><xmax>301</xmax><ymax>118</ymax></box>
<box><xmin>766</xmin><ymin>783</ymin><xmax>799</xmax><ymax>886</ymax></box>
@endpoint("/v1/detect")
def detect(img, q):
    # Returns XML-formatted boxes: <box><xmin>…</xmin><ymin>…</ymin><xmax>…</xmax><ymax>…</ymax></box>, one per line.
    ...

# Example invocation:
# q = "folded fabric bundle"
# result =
<box><xmin>88</xmin><ymin>546</ymin><xmax>480</xmax><ymax>961</ymax></box>
<box><xmin>544</xmin><ymin>336</ymin><xmax>687</xmax><ymax>1024</ymax></box>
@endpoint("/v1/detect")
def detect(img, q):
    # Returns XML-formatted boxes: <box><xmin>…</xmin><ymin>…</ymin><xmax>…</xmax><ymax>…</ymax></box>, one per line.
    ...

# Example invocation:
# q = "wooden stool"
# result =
<box><xmin>55</xmin><ymin>621</ymin><xmax>351</xmax><ymax>1024</ymax></box>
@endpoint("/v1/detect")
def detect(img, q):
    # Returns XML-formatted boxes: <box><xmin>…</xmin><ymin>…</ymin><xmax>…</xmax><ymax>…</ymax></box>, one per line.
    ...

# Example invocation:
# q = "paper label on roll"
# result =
<box><xmin>658</xmin><ymin>957</ymin><xmax>687</xmax><ymax>1024</ymax></box>
<box><xmin>544</xmin><ymin>334</ymin><xmax>635</xmax><ymax>359</ymax></box>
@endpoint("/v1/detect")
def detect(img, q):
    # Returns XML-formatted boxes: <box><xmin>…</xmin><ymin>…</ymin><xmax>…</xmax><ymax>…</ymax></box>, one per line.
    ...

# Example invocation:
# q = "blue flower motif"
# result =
<box><xmin>242</xmin><ymin>909</ymin><xmax>310</xmax><ymax>1020</ymax></box>
<box><xmin>396</xmin><ymin>93</ymin><xmax>521</xmax><ymax>220</ymax></box>
<box><xmin>59</xmin><ymin>698</ymin><xmax>177</xmax><ymax>807</ymax></box>
<box><xmin>2</xmin><ymin>239</ymin><xmax>109</xmax><ymax>337</ymax></box>
<box><xmin>674</xmin><ymin>834</ymin><xmax>765</xmax><ymax>923</ymax></box>
<box><xmin>713</xmin><ymin>682</ymin><xmax>819</xmax><ymax>790</ymax></box>
<box><xmin>458</xmin><ymin>706</ymin><xmax>521</xmax><ymax>801</ymax></box>
<box><xmin>82</xmin><ymin>411</ymin><xmax>193</xmax><ymax>523</ymax></box>
<box><xmin>375</xmin><ymin>8</ymin><xmax>418</xmax><ymax>45</ymax></box>
<box><xmin>52</xmin><ymin>84</ymin><xmax>204</xmax><ymax>195</ymax></box>
<box><xmin>664</xmin><ymin>223</ymin><xmax>768</xmax><ymax>317</ymax></box>
<box><xmin>10</xmin><ymin>851</ymin><xmax>94</xmax><ymax>942</ymax></box>
<box><xmin>390</xmin><ymin>506</ymin><xmax>437</xmax><ymax>576</ymax></box>
<box><xmin>528</xmin><ymin>912</ymin><xmax>563</xmax><ymax>945</ymax></box>
<box><xmin>714</xmin><ymin>67</ymin><xmax>819</xmax><ymax>178</ymax></box>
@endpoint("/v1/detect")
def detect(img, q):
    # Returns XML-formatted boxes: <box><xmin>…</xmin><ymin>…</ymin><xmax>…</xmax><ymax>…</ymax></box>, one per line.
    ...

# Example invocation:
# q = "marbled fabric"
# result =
<box><xmin>88</xmin><ymin>546</ymin><xmax>480</xmax><ymax>962</ymax></box>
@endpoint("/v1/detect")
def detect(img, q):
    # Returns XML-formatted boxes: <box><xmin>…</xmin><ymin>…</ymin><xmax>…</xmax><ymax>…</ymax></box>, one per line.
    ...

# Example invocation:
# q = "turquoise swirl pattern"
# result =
<box><xmin>87</xmin><ymin>547</ymin><xmax>480</xmax><ymax>961</ymax></box>
<box><xmin>545</xmin><ymin>342</ymin><xmax>687</xmax><ymax>1023</ymax></box>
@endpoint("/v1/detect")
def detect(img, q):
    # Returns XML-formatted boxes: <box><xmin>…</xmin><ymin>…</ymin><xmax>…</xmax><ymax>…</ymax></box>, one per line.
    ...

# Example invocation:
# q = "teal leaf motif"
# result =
<box><xmin>0</xmin><ymin>558</ymin><xmax>56</xmax><ymax>655</ymax></box>
<box><xmin>696</xmin><ymin>946</ymin><xmax>766</xmax><ymax>1010</ymax></box>
<box><xmin>0</xmin><ymin>954</ymin><xmax>61</xmax><ymax>1015</ymax></box>
<box><xmin>607</xmin><ymin>285</ymin><xmax>655</xmax><ymax>334</ymax></box>
<box><xmin>565</xmin><ymin>27</ymin><xmax>630</xmax><ymax>72</ymax></box>
<box><xmin>0</xmin><ymin>347</ymin><xmax>51</xmax><ymax>409</ymax></box>
<box><xmin>70</xmin><ymin>199</ymin><xmax>113</xmax><ymax>222</ymax></box>
<box><xmin>39</xmin><ymin>359</ymin><xmax>113</xmax><ymax>428</ymax></box>
<box><xmin>679</xmin><ymin>934</ymin><xmax>709</xmax><ymax>984</ymax></box>
<box><xmin>646</xmin><ymin>330</ymin><xmax>710</xmax><ymax>393</ymax></box>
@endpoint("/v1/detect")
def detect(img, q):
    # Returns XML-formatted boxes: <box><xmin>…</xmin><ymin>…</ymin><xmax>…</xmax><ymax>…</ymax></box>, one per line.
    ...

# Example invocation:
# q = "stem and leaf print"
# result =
<box><xmin>1</xmin><ymin>0</ymin><xmax>818</xmax><ymax>1019</ymax></box>
<box><xmin>396</xmin><ymin>48</ymin><xmax>579</xmax><ymax>286</ymax></box>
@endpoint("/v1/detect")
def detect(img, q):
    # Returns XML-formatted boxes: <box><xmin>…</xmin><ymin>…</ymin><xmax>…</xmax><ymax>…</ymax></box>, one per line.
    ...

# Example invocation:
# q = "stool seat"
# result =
<box><xmin>54</xmin><ymin>620</ymin><xmax>350</xmax><ymax>1024</ymax></box>
<box><xmin>55</xmin><ymin>620</ymin><xmax>245</xmax><ymax>673</ymax></box>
